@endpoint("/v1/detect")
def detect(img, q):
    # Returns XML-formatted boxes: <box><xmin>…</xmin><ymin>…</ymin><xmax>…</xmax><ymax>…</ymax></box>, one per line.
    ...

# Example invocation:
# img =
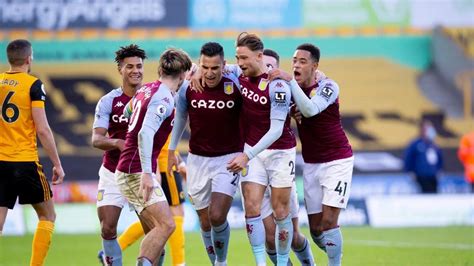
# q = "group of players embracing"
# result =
<box><xmin>93</xmin><ymin>32</ymin><xmax>354</xmax><ymax>266</ymax></box>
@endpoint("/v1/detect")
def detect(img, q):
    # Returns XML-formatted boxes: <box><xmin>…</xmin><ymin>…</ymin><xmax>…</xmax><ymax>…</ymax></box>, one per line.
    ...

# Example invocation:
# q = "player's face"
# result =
<box><xmin>292</xmin><ymin>50</ymin><xmax>318</xmax><ymax>86</ymax></box>
<box><xmin>119</xmin><ymin>56</ymin><xmax>144</xmax><ymax>87</ymax></box>
<box><xmin>200</xmin><ymin>54</ymin><xmax>225</xmax><ymax>88</ymax></box>
<box><xmin>236</xmin><ymin>46</ymin><xmax>262</xmax><ymax>77</ymax></box>
<box><xmin>263</xmin><ymin>55</ymin><xmax>278</xmax><ymax>70</ymax></box>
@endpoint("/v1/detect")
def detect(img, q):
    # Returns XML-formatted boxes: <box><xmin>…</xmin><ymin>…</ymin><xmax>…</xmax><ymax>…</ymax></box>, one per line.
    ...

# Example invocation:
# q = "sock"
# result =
<box><xmin>156</xmin><ymin>250</ymin><xmax>166</xmax><ymax>266</ymax></box>
<box><xmin>118</xmin><ymin>221</ymin><xmax>144</xmax><ymax>251</ymax></box>
<box><xmin>201</xmin><ymin>230</ymin><xmax>216</xmax><ymax>264</ymax></box>
<box><xmin>103</xmin><ymin>238</ymin><xmax>122</xmax><ymax>266</ymax></box>
<box><xmin>30</xmin><ymin>220</ymin><xmax>54</xmax><ymax>266</ymax></box>
<box><xmin>136</xmin><ymin>256</ymin><xmax>153</xmax><ymax>266</ymax></box>
<box><xmin>266</xmin><ymin>249</ymin><xmax>277</xmax><ymax>265</ymax></box>
<box><xmin>275</xmin><ymin>215</ymin><xmax>293</xmax><ymax>266</ymax></box>
<box><xmin>212</xmin><ymin>220</ymin><xmax>230</xmax><ymax>263</ymax></box>
<box><xmin>292</xmin><ymin>237</ymin><xmax>315</xmax><ymax>266</ymax></box>
<box><xmin>322</xmin><ymin>227</ymin><xmax>343</xmax><ymax>266</ymax></box>
<box><xmin>169</xmin><ymin>216</ymin><xmax>185</xmax><ymax>265</ymax></box>
<box><xmin>246</xmin><ymin>215</ymin><xmax>266</xmax><ymax>265</ymax></box>
<box><xmin>310</xmin><ymin>232</ymin><xmax>326</xmax><ymax>252</ymax></box>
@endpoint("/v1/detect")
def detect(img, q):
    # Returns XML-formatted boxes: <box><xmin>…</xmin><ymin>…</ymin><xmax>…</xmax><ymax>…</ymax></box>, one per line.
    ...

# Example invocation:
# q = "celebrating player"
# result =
<box><xmin>168</xmin><ymin>42</ymin><xmax>243</xmax><ymax>266</ymax></box>
<box><xmin>115</xmin><ymin>48</ymin><xmax>192</xmax><ymax>266</ymax></box>
<box><xmin>227</xmin><ymin>33</ymin><xmax>296</xmax><ymax>266</ymax></box>
<box><xmin>269</xmin><ymin>43</ymin><xmax>354</xmax><ymax>266</ymax></box>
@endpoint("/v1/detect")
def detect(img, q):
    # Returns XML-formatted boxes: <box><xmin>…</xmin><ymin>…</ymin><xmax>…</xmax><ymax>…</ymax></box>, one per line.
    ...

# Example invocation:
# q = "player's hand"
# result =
<box><xmin>115</xmin><ymin>139</ymin><xmax>125</xmax><ymax>151</ymax></box>
<box><xmin>268</xmin><ymin>68</ymin><xmax>292</xmax><ymax>82</ymax></box>
<box><xmin>52</xmin><ymin>165</ymin><xmax>65</xmax><ymax>185</ymax></box>
<box><xmin>177</xmin><ymin>162</ymin><xmax>187</xmax><ymax>181</ymax></box>
<box><xmin>227</xmin><ymin>152</ymin><xmax>249</xmax><ymax>173</ymax></box>
<box><xmin>290</xmin><ymin>104</ymin><xmax>302</xmax><ymax>124</ymax></box>
<box><xmin>139</xmin><ymin>173</ymin><xmax>154</xmax><ymax>202</ymax></box>
<box><xmin>190</xmin><ymin>68</ymin><xmax>205</xmax><ymax>93</ymax></box>
<box><xmin>167</xmin><ymin>150</ymin><xmax>178</xmax><ymax>176</ymax></box>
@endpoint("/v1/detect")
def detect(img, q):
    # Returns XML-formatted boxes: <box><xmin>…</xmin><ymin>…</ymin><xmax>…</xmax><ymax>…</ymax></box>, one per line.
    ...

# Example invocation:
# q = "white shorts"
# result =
<box><xmin>187</xmin><ymin>152</ymin><xmax>240</xmax><ymax>210</ymax></box>
<box><xmin>96</xmin><ymin>165</ymin><xmax>128</xmax><ymax>208</ymax></box>
<box><xmin>115</xmin><ymin>170</ymin><xmax>167</xmax><ymax>214</ymax></box>
<box><xmin>260</xmin><ymin>183</ymin><xmax>299</xmax><ymax>219</ymax></box>
<box><xmin>303</xmin><ymin>156</ymin><xmax>354</xmax><ymax>214</ymax></box>
<box><xmin>240</xmin><ymin>145</ymin><xmax>296</xmax><ymax>188</ymax></box>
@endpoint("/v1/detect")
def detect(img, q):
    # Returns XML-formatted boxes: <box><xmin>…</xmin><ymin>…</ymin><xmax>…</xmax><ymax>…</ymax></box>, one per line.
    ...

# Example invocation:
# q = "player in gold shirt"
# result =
<box><xmin>0</xmin><ymin>39</ymin><xmax>65</xmax><ymax>266</ymax></box>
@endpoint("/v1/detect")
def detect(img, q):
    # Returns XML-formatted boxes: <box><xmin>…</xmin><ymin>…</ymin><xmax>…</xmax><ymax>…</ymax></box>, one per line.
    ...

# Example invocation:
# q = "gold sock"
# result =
<box><xmin>30</xmin><ymin>220</ymin><xmax>54</xmax><ymax>266</ymax></box>
<box><xmin>169</xmin><ymin>216</ymin><xmax>185</xmax><ymax>265</ymax></box>
<box><xmin>118</xmin><ymin>221</ymin><xmax>144</xmax><ymax>250</ymax></box>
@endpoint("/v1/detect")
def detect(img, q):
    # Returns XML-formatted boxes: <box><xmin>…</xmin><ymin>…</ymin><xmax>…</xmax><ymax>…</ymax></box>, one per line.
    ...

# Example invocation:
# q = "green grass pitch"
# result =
<box><xmin>1</xmin><ymin>226</ymin><xmax>473</xmax><ymax>265</ymax></box>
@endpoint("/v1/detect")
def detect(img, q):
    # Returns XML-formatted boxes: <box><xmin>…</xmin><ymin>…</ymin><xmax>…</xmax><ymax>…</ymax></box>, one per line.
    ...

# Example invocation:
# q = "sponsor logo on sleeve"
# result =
<box><xmin>319</xmin><ymin>86</ymin><xmax>334</xmax><ymax>101</ymax></box>
<box><xmin>274</xmin><ymin>91</ymin><xmax>286</xmax><ymax>103</ymax></box>
<box><xmin>41</xmin><ymin>84</ymin><xmax>46</xmax><ymax>95</ymax></box>
<box><xmin>224</xmin><ymin>82</ymin><xmax>234</xmax><ymax>95</ymax></box>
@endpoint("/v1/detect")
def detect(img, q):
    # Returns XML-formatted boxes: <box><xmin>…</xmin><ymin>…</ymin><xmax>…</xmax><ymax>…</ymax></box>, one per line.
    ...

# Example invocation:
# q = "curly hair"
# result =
<box><xmin>114</xmin><ymin>44</ymin><xmax>147</xmax><ymax>66</ymax></box>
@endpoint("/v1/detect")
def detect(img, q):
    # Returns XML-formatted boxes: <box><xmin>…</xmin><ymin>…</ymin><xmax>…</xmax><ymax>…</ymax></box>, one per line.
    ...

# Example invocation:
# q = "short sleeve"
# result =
<box><xmin>30</xmin><ymin>79</ymin><xmax>46</xmax><ymax>108</ymax></box>
<box><xmin>93</xmin><ymin>95</ymin><xmax>113</xmax><ymax>129</ymax></box>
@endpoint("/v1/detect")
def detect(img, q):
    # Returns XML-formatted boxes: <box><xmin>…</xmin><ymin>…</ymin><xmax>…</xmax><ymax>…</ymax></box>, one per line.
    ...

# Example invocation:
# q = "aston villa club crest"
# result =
<box><xmin>241</xmin><ymin>166</ymin><xmax>249</xmax><ymax>177</ymax></box>
<box><xmin>258</xmin><ymin>79</ymin><xmax>268</xmax><ymax>91</ymax></box>
<box><xmin>310</xmin><ymin>89</ymin><xmax>317</xmax><ymax>98</ymax></box>
<box><xmin>224</xmin><ymin>82</ymin><xmax>233</xmax><ymax>95</ymax></box>
<box><xmin>97</xmin><ymin>190</ymin><xmax>104</xmax><ymax>201</ymax></box>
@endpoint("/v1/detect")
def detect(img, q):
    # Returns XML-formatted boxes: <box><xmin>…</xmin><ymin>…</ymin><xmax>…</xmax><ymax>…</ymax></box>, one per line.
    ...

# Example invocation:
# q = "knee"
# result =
<box><xmin>291</xmin><ymin>232</ymin><xmax>305</xmax><ymax>249</ymax></box>
<box><xmin>164</xmin><ymin>217</ymin><xmax>176</xmax><ymax>236</ymax></box>
<box><xmin>101</xmin><ymin>221</ymin><xmax>117</xmax><ymax>239</ymax></box>
<box><xmin>209</xmin><ymin>211</ymin><xmax>226</xmax><ymax>227</ymax></box>
<box><xmin>244</xmin><ymin>201</ymin><xmax>261</xmax><ymax>217</ymax></box>
<box><xmin>272</xmin><ymin>207</ymin><xmax>289</xmax><ymax>221</ymax></box>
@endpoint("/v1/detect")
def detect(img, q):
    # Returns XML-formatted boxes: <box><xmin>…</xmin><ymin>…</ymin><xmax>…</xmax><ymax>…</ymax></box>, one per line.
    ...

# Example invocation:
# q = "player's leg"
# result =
<box><xmin>288</xmin><ymin>185</ymin><xmax>314</xmax><ymax>266</ymax></box>
<box><xmin>97</xmin><ymin>206</ymin><xmax>122</xmax><ymax>265</ymax></box>
<box><xmin>241</xmin><ymin>181</ymin><xmax>266</xmax><ymax>265</ymax></box>
<box><xmin>268</xmin><ymin>148</ymin><xmax>296</xmax><ymax>265</ymax></box>
<box><xmin>261</xmin><ymin>189</ymin><xmax>278</xmax><ymax>265</ymax></box>
<box><xmin>161</xmin><ymin>171</ymin><xmax>186</xmax><ymax>266</ymax></box>
<box><xmin>0</xmin><ymin>207</ymin><xmax>7</xmax><ymax>235</ymax></box>
<box><xmin>208</xmin><ymin>153</ymin><xmax>242</xmax><ymax>266</ymax></box>
<box><xmin>209</xmin><ymin>192</ymin><xmax>233</xmax><ymax>265</ymax></box>
<box><xmin>314</xmin><ymin>157</ymin><xmax>354</xmax><ymax>266</ymax></box>
<box><xmin>97</xmin><ymin>165</ymin><xmax>126</xmax><ymax>265</ymax></box>
<box><xmin>16</xmin><ymin>161</ymin><xmax>55</xmax><ymax>266</ymax></box>
<box><xmin>30</xmin><ymin>199</ymin><xmax>55</xmax><ymax>266</ymax></box>
<box><xmin>137</xmin><ymin>199</ymin><xmax>175</xmax><ymax>265</ymax></box>
<box><xmin>117</xmin><ymin>221</ymin><xmax>144</xmax><ymax>250</ymax></box>
<box><xmin>186</xmin><ymin>153</ymin><xmax>215</xmax><ymax>264</ymax></box>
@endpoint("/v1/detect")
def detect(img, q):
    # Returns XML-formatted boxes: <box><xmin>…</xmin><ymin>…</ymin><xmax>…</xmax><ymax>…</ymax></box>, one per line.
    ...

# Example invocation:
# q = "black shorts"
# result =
<box><xmin>160</xmin><ymin>171</ymin><xmax>185</xmax><ymax>206</ymax></box>
<box><xmin>0</xmin><ymin>161</ymin><xmax>52</xmax><ymax>209</ymax></box>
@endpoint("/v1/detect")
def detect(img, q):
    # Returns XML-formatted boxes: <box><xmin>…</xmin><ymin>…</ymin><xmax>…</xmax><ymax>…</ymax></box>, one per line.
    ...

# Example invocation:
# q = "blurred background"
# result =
<box><xmin>0</xmin><ymin>0</ymin><xmax>473</xmax><ymax>264</ymax></box>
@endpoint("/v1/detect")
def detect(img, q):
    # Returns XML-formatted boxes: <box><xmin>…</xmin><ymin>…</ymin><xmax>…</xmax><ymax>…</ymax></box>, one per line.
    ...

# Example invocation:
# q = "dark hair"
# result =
<box><xmin>296</xmin><ymin>43</ymin><xmax>320</xmax><ymax>62</ymax></box>
<box><xmin>263</xmin><ymin>49</ymin><xmax>279</xmax><ymax>65</ymax></box>
<box><xmin>158</xmin><ymin>48</ymin><xmax>192</xmax><ymax>78</ymax></box>
<box><xmin>236</xmin><ymin>32</ymin><xmax>264</xmax><ymax>51</ymax></box>
<box><xmin>200</xmin><ymin>42</ymin><xmax>224</xmax><ymax>59</ymax></box>
<box><xmin>6</xmin><ymin>39</ymin><xmax>32</xmax><ymax>66</ymax></box>
<box><xmin>114</xmin><ymin>44</ymin><xmax>147</xmax><ymax>66</ymax></box>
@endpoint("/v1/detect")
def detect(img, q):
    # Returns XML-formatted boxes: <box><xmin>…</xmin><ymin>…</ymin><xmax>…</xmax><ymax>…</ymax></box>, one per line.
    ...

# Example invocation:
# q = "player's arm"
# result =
<box><xmin>30</xmin><ymin>80</ymin><xmax>65</xmax><ymax>185</ymax></box>
<box><xmin>138</xmin><ymin>92</ymin><xmax>173</xmax><ymax>201</ymax></box>
<box><xmin>288</xmin><ymin>78</ymin><xmax>339</xmax><ymax>117</ymax></box>
<box><xmin>91</xmin><ymin>95</ymin><xmax>124</xmax><ymax>151</ymax></box>
<box><xmin>228</xmin><ymin>81</ymin><xmax>289</xmax><ymax>172</ymax></box>
<box><xmin>168</xmin><ymin>83</ymin><xmax>189</xmax><ymax>174</ymax></box>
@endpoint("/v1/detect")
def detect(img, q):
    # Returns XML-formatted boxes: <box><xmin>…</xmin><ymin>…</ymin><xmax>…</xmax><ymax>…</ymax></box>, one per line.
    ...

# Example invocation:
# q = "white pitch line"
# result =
<box><xmin>346</xmin><ymin>240</ymin><xmax>474</xmax><ymax>250</ymax></box>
